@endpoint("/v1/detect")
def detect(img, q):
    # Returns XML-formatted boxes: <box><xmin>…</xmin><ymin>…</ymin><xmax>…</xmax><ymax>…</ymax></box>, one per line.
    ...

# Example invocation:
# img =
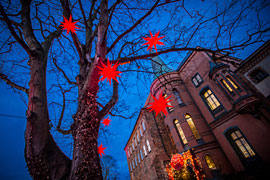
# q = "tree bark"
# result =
<box><xmin>25</xmin><ymin>53</ymin><xmax>71</xmax><ymax>179</ymax></box>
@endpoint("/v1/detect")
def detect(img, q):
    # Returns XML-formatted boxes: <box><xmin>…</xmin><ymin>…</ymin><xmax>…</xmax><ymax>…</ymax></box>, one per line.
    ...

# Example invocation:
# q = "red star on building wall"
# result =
<box><xmin>98</xmin><ymin>58</ymin><xmax>122</xmax><ymax>86</ymax></box>
<box><xmin>60</xmin><ymin>15</ymin><xmax>80</xmax><ymax>35</ymax></box>
<box><xmin>142</xmin><ymin>30</ymin><xmax>165</xmax><ymax>53</ymax></box>
<box><xmin>147</xmin><ymin>92</ymin><xmax>172</xmax><ymax>117</ymax></box>
<box><xmin>98</xmin><ymin>144</ymin><xmax>106</xmax><ymax>158</ymax></box>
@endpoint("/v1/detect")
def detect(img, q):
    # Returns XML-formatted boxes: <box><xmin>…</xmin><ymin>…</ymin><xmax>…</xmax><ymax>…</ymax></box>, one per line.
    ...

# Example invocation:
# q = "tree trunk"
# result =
<box><xmin>25</xmin><ymin>54</ymin><xmax>71</xmax><ymax>179</ymax></box>
<box><xmin>69</xmin><ymin>89</ymin><xmax>103</xmax><ymax>180</ymax></box>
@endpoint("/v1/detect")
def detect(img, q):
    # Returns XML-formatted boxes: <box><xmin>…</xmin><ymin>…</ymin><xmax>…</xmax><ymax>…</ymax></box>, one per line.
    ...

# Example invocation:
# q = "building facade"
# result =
<box><xmin>124</xmin><ymin>42</ymin><xmax>270</xmax><ymax>180</ymax></box>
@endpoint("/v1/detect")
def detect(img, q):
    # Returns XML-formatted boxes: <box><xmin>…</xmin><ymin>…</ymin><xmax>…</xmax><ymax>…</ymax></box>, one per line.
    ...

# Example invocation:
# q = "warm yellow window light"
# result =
<box><xmin>204</xmin><ymin>90</ymin><xmax>220</xmax><ymax>110</ymax></box>
<box><xmin>185</xmin><ymin>114</ymin><xmax>201</xmax><ymax>140</ymax></box>
<box><xmin>174</xmin><ymin>119</ymin><xmax>188</xmax><ymax>145</ymax></box>
<box><xmin>205</xmin><ymin>155</ymin><xmax>217</xmax><ymax>170</ymax></box>
<box><xmin>221</xmin><ymin>79</ymin><xmax>233</xmax><ymax>92</ymax></box>
<box><xmin>226</xmin><ymin>76</ymin><xmax>238</xmax><ymax>89</ymax></box>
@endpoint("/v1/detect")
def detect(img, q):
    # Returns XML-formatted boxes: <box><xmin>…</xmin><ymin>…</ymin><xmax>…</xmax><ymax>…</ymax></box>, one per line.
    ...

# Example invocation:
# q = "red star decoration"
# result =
<box><xmin>142</xmin><ymin>30</ymin><xmax>165</xmax><ymax>53</ymax></box>
<box><xmin>98</xmin><ymin>144</ymin><xmax>106</xmax><ymax>158</ymax></box>
<box><xmin>102</xmin><ymin>117</ymin><xmax>111</xmax><ymax>127</ymax></box>
<box><xmin>60</xmin><ymin>15</ymin><xmax>80</xmax><ymax>35</ymax></box>
<box><xmin>147</xmin><ymin>92</ymin><xmax>172</xmax><ymax>117</ymax></box>
<box><xmin>98</xmin><ymin>58</ymin><xmax>122</xmax><ymax>86</ymax></box>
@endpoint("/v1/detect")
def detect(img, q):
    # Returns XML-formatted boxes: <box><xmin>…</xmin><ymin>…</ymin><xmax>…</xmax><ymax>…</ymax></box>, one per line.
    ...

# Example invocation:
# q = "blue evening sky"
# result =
<box><xmin>0</xmin><ymin>0</ymin><xmax>269</xmax><ymax>179</ymax></box>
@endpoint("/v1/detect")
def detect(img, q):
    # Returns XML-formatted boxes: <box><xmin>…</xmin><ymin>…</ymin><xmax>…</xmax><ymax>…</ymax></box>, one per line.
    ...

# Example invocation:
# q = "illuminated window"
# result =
<box><xmin>227</xmin><ymin>129</ymin><xmax>256</xmax><ymax>159</ymax></box>
<box><xmin>172</xmin><ymin>89</ymin><xmax>184</xmax><ymax>105</ymax></box>
<box><xmin>203</xmin><ymin>89</ymin><xmax>221</xmax><ymax>111</ymax></box>
<box><xmin>174</xmin><ymin>119</ymin><xmax>188</xmax><ymax>145</ymax></box>
<box><xmin>146</xmin><ymin>139</ymin><xmax>151</xmax><ymax>152</ymax></box>
<box><xmin>185</xmin><ymin>114</ymin><xmax>201</xmax><ymax>140</ymax></box>
<box><xmin>205</xmin><ymin>155</ymin><xmax>217</xmax><ymax>170</ymax></box>
<box><xmin>228</xmin><ymin>130</ymin><xmax>256</xmax><ymax>159</ymax></box>
<box><xmin>192</xmin><ymin>73</ymin><xmax>203</xmax><ymax>87</ymax></box>
<box><xmin>142</xmin><ymin>121</ymin><xmax>146</xmax><ymax>132</ymax></box>
<box><xmin>163</xmin><ymin>93</ymin><xmax>173</xmax><ymax>112</ymax></box>
<box><xmin>221</xmin><ymin>79</ymin><xmax>233</xmax><ymax>92</ymax></box>
<box><xmin>226</xmin><ymin>76</ymin><xmax>239</xmax><ymax>89</ymax></box>
<box><xmin>143</xmin><ymin>145</ymin><xmax>147</xmax><ymax>156</ymax></box>
<box><xmin>140</xmin><ymin>149</ymin><xmax>144</xmax><ymax>160</ymax></box>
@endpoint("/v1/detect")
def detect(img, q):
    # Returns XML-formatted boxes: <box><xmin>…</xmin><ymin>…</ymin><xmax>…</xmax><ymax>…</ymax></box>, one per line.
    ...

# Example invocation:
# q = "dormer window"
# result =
<box><xmin>248</xmin><ymin>67</ymin><xmax>269</xmax><ymax>84</ymax></box>
<box><xmin>192</xmin><ymin>73</ymin><xmax>203</xmax><ymax>87</ymax></box>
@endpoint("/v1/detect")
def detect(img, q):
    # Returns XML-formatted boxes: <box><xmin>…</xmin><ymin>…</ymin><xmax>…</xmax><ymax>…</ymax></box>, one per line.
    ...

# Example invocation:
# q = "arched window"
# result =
<box><xmin>172</xmin><ymin>89</ymin><xmax>184</xmax><ymax>105</ymax></box>
<box><xmin>185</xmin><ymin>114</ymin><xmax>201</xmax><ymax>140</ymax></box>
<box><xmin>163</xmin><ymin>93</ymin><xmax>174</xmax><ymax>112</ymax></box>
<box><xmin>203</xmin><ymin>89</ymin><xmax>221</xmax><ymax>111</ymax></box>
<box><xmin>146</xmin><ymin>139</ymin><xmax>151</xmax><ymax>152</ymax></box>
<box><xmin>174</xmin><ymin>119</ymin><xmax>188</xmax><ymax>145</ymax></box>
<box><xmin>205</xmin><ymin>155</ymin><xmax>217</xmax><ymax>170</ymax></box>
<box><xmin>221</xmin><ymin>79</ymin><xmax>233</xmax><ymax>92</ymax></box>
<box><xmin>226</xmin><ymin>129</ymin><xmax>256</xmax><ymax>159</ymax></box>
<box><xmin>226</xmin><ymin>76</ymin><xmax>239</xmax><ymax>90</ymax></box>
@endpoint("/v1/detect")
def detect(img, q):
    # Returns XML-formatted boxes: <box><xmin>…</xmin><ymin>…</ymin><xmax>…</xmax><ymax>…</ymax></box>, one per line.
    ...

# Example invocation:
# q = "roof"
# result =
<box><xmin>208</xmin><ymin>61</ymin><xmax>230</xmax><ymax>79</ymax></box>
<box><xmin>151</xmin><ymin>55</ymin><xmax>173</xmax><ymax>79</ymax></box>
<box><xmin>235</xmin><ymin>40</ymin><xmax>270</xmax><ymax>73</ymax></box>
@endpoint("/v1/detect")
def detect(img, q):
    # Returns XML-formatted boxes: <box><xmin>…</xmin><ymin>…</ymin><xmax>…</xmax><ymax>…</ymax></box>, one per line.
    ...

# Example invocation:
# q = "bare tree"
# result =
<box><xmin>101</xmin><ymin>155</ymin><xmax>119</xmax><ymax>180</ymax></box>
<box><xmin>0</xmin><ymin>0</ymin><xmax>269</xmax><ymax>179</ymax></box>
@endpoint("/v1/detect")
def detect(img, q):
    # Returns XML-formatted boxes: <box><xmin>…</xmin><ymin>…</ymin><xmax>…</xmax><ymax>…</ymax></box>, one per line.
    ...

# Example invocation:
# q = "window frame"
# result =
<box><xmin>192</xmin><ymin>73</ymin><xmax>204</xmax><ymax>87</ymax></box>
<box><xmin>185</xmin><ymin>114</ymin><xmax>201</xmax><ymax>140</ymax></box>
<box><xmin>172</xmin><ymin>88</ymin><xmax>185</xmax><ymax>106</ymax></box>
<box><xmin>173</xmin><ymin>119</ymin><xmax>188</xmax><ymax>148</ymax></box>
<box><xmin>248</xmin><ymin>67</ymin><xmax>269</xmax><ymax>84</ymax></box>
<box><xmin>146</xmin><ymin>139</ymin><xmax>151</xmax><ymax>152</ymax></box>
<box><xmin>204</xmin><ymin>154</ymin><xmax>217</xmax><ymax>170</ymax></box>
<box><xmin>200</xmin><ymin>87</ymin><xmax>224</xmax><ymax>115</ymax></box>
<box><xmin>163</xmin><ymin>93</ymin><xmax>174</xmax><ymax>113</ymax></box>
<box><xmin>224</xmin><ymin>127</ymin><xmax>258</xmax><ymax>168</ymax></box>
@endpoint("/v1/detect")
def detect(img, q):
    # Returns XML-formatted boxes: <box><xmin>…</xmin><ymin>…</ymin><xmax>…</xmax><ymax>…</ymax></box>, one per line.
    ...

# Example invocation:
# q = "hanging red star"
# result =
<box><xmin>98</xmin><ymin>144</ymin><xmax>106</xmax><ymax>158</ymax></box>
<box><xmin>147</xmin><ymin>92</ymin><xmax>172</xmax><ymax>117</ymax></box>
<box><xmin>102</xmin><ymin>117</ymin><xmax>111</xmax><ymax>127</ymax></box>
<box><xmin>60</xmin><ymin>15</ymin><xmax>80</xmax><ymax>35</ymax></box>
<box><xmin>142</xmin><ymin>30</ymin><xmax>165</xmax><ymax>53</ymax></box>
<box><xmin>98</xmin><ymin>58</ymin><xmax>122</xmax><ymax>86</ymax></box>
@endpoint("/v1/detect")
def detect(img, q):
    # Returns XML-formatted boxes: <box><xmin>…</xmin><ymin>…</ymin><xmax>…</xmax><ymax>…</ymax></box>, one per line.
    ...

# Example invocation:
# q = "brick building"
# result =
<box><xmin>124</xmin><ymin>42</ymin><xmax>270</xmax><ymax>180</ymax></box>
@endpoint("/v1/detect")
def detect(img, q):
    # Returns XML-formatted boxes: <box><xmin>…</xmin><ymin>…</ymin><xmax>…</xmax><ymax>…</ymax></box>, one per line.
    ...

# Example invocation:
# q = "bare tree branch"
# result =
<box><xmin>107</xmin><ymin>0</ymin><xmax>160</xmax><ymax>53</ymax></box>
<box><xmin>98</xmin><ymin>79</ymin><xmax>119</xmax><ymax>120</ymax></box>
<box><xmin>52</xmin><ymin>58</ymin><xmax>77</xmax><ymax>85</ymax></box>
<box><xmin>60</xmin><ymin>0</ymin><xmax>83</xmax><ymax>59</ymax></box>
<box><xmin>0</xmin><ymin>72</ymin><xmax>29</xmax><ymax>95</ymax></box>
<box><xmin>56</xmin><ymin>86</ymin><xmax>72</xmax><ymax>135</ymax></box>
<box><xmin>0</xmin><ymin>3</ymin><xmax>31</xmax><ymax>55</ymax></box>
